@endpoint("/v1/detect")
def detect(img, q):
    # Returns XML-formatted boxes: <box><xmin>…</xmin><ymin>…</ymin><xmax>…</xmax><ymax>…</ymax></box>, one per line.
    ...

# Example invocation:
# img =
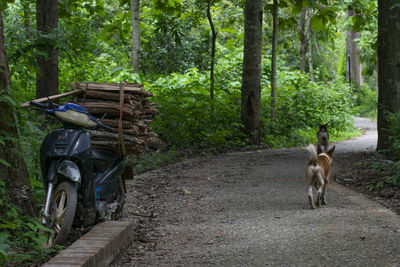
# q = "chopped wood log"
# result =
<box><xmin>73</xmin><ymin>82</ymin><xmax>153</xmax><ymax>97</ymax></box>
<box><xmin>75</xmin><ymin>82</ymin><xmax>144</xmax><ymax>89</ymax></box>
<box><xmin>102</xmin><ymin>119</ymin><xmax>137</xmax><ymax>129</ymax></box>
<box><xmin>82</xmin><ymin>90</ymin><xmax>143</xmax><ymax>105</ymax></box>
<box><xmin>120</xmin><ymin>128</ymin><xmax>141</xmax><ymax>136</ymax></box>
<box><xmin>78</xmin><ymin>102</ymin><xmax>140</xmax><ymax>117</ymax></box>
<box><xmin>89</xmin><ymin>130</ymin><xmax>144</xmax><ymax>144</ymax></box>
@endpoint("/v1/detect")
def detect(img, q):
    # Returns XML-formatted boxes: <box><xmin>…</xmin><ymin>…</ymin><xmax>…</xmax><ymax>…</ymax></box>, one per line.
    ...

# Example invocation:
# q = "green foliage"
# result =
<box><xmin>352</xmin><ymin>84</ymin><xmax>377</xmax><ymax>119</ymax></box>
<box><xmin>262</xmin><ymin>70</ymin><xmax>356</xmax><ymax>147</ymax></box>
<box><xmin>17</xmin><ymin>110</ymin><xmax>49</xmax><ymax>203</ymax></box>
<box><xmin>149</xmin><ymin>68</ymin><xmax>247</xmax><ymax>150</ymax></box>
<box><xmin>0</xmin><ymin>91</ymin><xmax>55</xmax><ymax>265</ymax></box>
<box><xmin>0</xmin><ymin>180</ymin><xmax>57</xmax><ymax>266</ymax></box>
<box><xmin>368</xmin><ymin>158</ymin><xmax>400</xmax><ymax>189</ymax></box>
<box><xmin>369</xmin><ymin>112</ymin><xmax>400</xmax><ymax>189</ymax></box>
<box><xmin>144</xmin><ymin>49</ymin><xmax>357</xmax><ymax>150</ymax></box>
<box><xmin>129</xmin><ymin>150</ymin><xmax>185</xmax><ymax>174</ymax></box>
<box><xmin>140</xmin><ymin>10</ymin><xmax>210</xmax><ymax>74</ymax></box>
<box><xmin>387</xmin><ymin>112</ymin><xmax>400</xmax><ymax>160</ymax></box>
<box><xmin>0</xmin><ymin>0</ymin><xmax>381</xmax><ymax>265</ymax></box>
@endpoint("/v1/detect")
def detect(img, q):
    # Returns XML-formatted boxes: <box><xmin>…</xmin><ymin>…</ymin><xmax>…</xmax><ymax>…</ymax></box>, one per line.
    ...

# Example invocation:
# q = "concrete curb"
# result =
<box><xmin>42</xmin><ymin>220</ymin><xmax>134</xmax><ymax>267</ymax></box>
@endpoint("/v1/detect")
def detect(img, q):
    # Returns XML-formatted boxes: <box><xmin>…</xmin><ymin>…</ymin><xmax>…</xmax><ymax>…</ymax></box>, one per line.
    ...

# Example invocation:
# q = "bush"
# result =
<box><xmin>148</xmin><ymin>68</ymin><xmax>247</xmax><ymax>151</ymax></box>
<box><xmin>0</xmin><ymin>180</ymin><xmax>58</xmax><ymax>266</ymax></box>
<box><xmin>352</xmin><ymin>84</ymin><xmax>377</xmax><ymax>119</ymax></box>
<box><xmin>387</xmin><ymin>112</ymin><xmax>400</xmax><ymax>159</ymax></box>
<box><xmin>262</xmin><ymin>72</ymin><xmax>356</xmax><ymax>147</ymax></box>
<box><xmin>147</xmin><ymin>66</ymin><xmax>358</xmax><ymax>151</ymax></box>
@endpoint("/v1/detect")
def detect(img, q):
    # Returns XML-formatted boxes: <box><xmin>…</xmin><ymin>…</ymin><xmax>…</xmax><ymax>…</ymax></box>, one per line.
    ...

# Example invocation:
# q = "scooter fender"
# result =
<box><xmin>57</xmin><ymin>160</ymin><xmax>81</xmax><ymax>184</ymax></box>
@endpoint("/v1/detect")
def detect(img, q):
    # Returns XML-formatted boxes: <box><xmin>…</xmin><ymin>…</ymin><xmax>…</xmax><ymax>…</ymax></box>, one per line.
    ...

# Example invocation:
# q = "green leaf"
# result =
<box><xmin>27</xmin><ymin>222</ymin><xmax>37</xmax><ymax>232</ymax></box>
<box><xmin>6</xmin><ymin>207</ymin><xmax>18</xmax><ymax>219</ymax></box>
<box><xmin>35</xmin><ymin>223</ymin><xmax>52</xmax><ymax>232</ymax></box>
<box><xmin>311</xmin><ymin>15</ymin><xmax>324</xmax><ymax>31</ymax></box>
<box><xmin>0</xmin><ymin>222</ymin><xmax>18</xmax><ymax>230</ymax></box>
<box><xmin>0</xmin><ymin>159</ymin><xmax>11</xmax><ymax>168</ymax></box>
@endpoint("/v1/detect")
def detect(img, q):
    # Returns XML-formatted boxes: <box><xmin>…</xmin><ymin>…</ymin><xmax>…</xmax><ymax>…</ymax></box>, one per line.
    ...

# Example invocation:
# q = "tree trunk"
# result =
<box><xmin>377</xmin><ymin>1</ymin><xmax>400</xmax><ymax>151</ymax></box>
<box><xmin>207</xmin><ymin>0</ymin><xmax>217</xmax><ymax>113</ymax></box>
<box><xmin>299</xmin><ymin>7</ymin><xmax>311</xmax><ymax>73</ymax></box>
<box><xmin>23</xmin><ymin>1</ymin><xmax>31</xmax><ymax>39</ymax></box>
<box><xmin>346</xmin><ymin>9</ymin><xmax>363</xmax><ymax>88</ymax></box>
<box><xmin>308</xmin><ymin>30</ymin><xmax>314</xmax><ymax>81</ymax></box>
<box><xmin>36</xmin><ymin>0</ymin><xmax>58</xmax><ymax>99</ymax></box>
<box><xmin>241</xmin><ymin>0</ymin><xmax>263</xmax><ymax>145</ymax></box>
<box><xmin>299</xmin><ymin>7</ymin><xmax>307</xmax><ymax>72</ymax></box>
<box><xmin>270</xmin><ymin>0</ymin><xmax>278</xmax><ymax>121</ymax></box>
<box><xmin>0</xmin><ymin>9</ymin><xmax>36</xmax><ymax>217</ymax></box>
<box><xmin>130</xmin><ymin>0</ymin><xmax>140</xmax><ymax>73</ymax></box>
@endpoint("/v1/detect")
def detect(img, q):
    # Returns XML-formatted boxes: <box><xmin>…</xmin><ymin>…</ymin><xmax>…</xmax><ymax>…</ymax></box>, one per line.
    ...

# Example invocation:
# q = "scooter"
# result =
<box><xmin>29</xmin><ymin>100</ymin><xmax>128</xmax><ymax>248</ymax></box>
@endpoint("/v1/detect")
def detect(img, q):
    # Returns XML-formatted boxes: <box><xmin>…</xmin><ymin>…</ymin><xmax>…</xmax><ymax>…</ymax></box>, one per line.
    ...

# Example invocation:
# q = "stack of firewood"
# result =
<box><xmin>73</xmin><ymin>82</ymin><xmax>162</xmax><ymax>155</ymax></box>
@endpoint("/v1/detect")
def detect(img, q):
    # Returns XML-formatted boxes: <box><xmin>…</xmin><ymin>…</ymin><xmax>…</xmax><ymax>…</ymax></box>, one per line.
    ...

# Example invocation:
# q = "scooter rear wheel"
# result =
<box><xmin>43</xmin><ymin>181</ymin><xmax>77</xmax><ymax>248</ymax></box>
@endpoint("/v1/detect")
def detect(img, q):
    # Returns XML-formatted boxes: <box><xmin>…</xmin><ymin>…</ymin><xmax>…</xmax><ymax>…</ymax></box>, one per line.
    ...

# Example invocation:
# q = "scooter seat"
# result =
<box><xmin>92</xmin><ymin>148</ymin><xmax>118</xmax><ymax>161</ymax></box>
<box><xmin>92</xmin><ymin>149</ymin><xmax>119</xmax><ymax>172</ymax></box>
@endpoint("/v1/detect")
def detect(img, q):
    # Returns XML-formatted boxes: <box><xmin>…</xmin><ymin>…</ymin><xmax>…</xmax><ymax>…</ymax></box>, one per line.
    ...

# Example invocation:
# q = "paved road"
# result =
<box><xmin>335</xmin><ymin>117</ymin><xmax>377</xmax><ymax>153</ymax></box>
<box><xmin>114</xmin><ymin>118</ymin><xmax>400</xmax><ymax>266</ymax></box>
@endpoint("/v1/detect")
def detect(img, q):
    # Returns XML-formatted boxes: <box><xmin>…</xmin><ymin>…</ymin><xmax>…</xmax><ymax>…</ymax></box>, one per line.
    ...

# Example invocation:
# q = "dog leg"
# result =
<box><xmin>321</xmin><ymin>175</ymin><xmax>330</xmax><ymax>205</ymax></box>
<box><xmin>316</xmin><ymin>174</ymin><xmax>324</xmax><ymax>207</ymax></box>
<box><xmin>308</xmin><ymin>184</ymin><xmax>315</xmax><ymax>209</ymax></box>
<box><xmin>321</xmin><ymin>182</ymin><xmax>327</xmax><ymax>205</ymax></box>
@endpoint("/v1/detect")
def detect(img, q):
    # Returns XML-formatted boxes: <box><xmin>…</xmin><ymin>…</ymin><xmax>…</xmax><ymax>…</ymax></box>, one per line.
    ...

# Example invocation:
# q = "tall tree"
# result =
<box><xmin>299</xmin><ymin>6</ymin><xmax>311</xmax><ymax>73</ymax></box>
<box><xmin>346</xmin><ymin>8</ymin><xmax>363</xmax><ymax>88</ymax></box>
<box><xmin>270</xmin><ymin>0</ymin><xmax>278</xmax><ymax>121</ymax></box>
<box><xmin>36</xmin><ymin>0</ymin><xmax>58</xmax><ymax>98</ymax></box>
<box><xmin>130</xmin><ymin>0</ymin><xmax>140</xmax><ymax>73</ymax></box>
<box><xmin>22</xmin><ymin>0</ymin><xmax>31</xmax><ymax>39</ymax></box>
<box><xmin>241</xmin><ymin>0</ymin><xmax>263</xmax><ymax>145</ymax></box>
<box><xmin>0</xmin><ymin>8</ymin><xmax>36</xmax><ymax>217</ymax></box>
<box><xmin>308</xmin><ymin>28</ymin><xmax>314</xmax><ymax>81</ymax></box>
<box><xmin>206</xmin><ymin>0</ymin><xmax>217</xmax><ymax>113</ymax></box>
<box><xmin>377</xmin><ymin>1</ymin><xmax>400</xmax><ymax>151</ymax></box>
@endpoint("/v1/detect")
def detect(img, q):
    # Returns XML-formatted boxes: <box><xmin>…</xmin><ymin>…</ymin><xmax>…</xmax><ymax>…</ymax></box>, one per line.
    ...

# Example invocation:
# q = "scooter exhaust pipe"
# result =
<box><xmin>42</xmin><ymin>183</ymin><xmax>54</xmax><ymax>224</ymax></box>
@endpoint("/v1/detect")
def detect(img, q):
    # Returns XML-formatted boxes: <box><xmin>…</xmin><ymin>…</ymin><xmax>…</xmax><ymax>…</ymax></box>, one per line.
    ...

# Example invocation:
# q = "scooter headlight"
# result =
<box><xmin>57</xmin><ymin>160</ymin><xmax>81</xmax><ymax>183</ymax></box>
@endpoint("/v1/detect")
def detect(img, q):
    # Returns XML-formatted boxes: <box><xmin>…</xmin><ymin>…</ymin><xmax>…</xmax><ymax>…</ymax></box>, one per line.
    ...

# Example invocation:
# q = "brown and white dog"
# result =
<box><xmin>305</xmin><ymin>144</ymin><xmax>335</xmax><ymax>209</ymax></box>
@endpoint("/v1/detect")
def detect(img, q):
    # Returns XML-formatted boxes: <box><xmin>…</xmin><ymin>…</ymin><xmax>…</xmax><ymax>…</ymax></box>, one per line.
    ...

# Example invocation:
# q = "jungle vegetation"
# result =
<box><xmin>1</xmin><ymin>0</ymin><xmax>399</xmax><ymax>265</ymax></box>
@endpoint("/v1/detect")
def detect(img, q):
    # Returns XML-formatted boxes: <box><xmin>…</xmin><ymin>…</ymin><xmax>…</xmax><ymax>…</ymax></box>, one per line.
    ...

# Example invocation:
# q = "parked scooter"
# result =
<box><xmin>29</xmin><ymin>100</ymin><xmax>128</xmax><ymax>248</ymax></box>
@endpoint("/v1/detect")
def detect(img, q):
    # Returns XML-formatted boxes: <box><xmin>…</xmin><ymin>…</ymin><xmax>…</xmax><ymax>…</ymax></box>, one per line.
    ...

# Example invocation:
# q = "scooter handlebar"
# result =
<box><xmin>30</xmin><ymin>100</ymin><xmax>114</xmax><ymax>132</ymax></box>
<box><xmin>29</xmin><ymin>101</ymin><xmax>48</xmax><ymax>110</ymax></box>
<box><xmin>96</xmin><ymin>120</ymin><xmax>115</xmax><ymax>132</ymax></box>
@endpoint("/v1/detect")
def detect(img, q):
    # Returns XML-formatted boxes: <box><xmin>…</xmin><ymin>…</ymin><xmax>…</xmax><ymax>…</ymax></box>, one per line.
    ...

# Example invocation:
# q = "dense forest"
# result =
<box><xmin>0</xmin><ymin>0</ymin><xmax>399</xmax><ymax>265</ymax></box>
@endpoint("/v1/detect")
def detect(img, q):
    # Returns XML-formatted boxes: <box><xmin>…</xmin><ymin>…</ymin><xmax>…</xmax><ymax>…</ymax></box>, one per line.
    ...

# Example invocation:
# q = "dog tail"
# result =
<box><xmin>305</xmin><ymin>144</ymin><xmax>318</xmax><ymax>163</ymax></box>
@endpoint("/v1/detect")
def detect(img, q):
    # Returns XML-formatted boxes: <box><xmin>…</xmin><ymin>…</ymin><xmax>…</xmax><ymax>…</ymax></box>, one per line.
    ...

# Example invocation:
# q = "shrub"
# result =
<box><xmin>262</xmin><ymin>72</ymin><xmax>356</xmax><ymax>147</ymax></box>
<box><xmin>148</xmin><ymin>68</ymin><xmax>247</xmax><ymax>151</ymax></box>
<box><xmin>352</xmin><ymin>84</ymin><xmax>377</xmax><ymax>119</ymax></box>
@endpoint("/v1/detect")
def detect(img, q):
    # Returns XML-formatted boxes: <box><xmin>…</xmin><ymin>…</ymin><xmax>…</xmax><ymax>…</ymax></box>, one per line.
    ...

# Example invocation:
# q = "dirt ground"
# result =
<box><xmin>110</xmin><ymin>118</ymin><xmax>400</xmax><ymax>266</ymax></box>
<box><xmin>335</xmin><ymin>151</ymin><xmax>400</xmax><ymax>215</ymax></box>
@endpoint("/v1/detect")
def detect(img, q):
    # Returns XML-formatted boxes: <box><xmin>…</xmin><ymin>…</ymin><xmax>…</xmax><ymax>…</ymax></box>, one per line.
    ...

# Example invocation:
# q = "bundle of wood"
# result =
<box><xmin>73</xmin><ymin>82</ymin><xmax>162</xmax><ymax>155</ymax></box>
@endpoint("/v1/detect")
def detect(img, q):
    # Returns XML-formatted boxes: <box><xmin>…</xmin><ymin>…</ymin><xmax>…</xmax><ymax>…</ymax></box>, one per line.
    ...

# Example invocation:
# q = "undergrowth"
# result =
<box><xmin>0</xmin><ymin>179</ymin><xmax>60</xmax><ymax>267</ymax></box>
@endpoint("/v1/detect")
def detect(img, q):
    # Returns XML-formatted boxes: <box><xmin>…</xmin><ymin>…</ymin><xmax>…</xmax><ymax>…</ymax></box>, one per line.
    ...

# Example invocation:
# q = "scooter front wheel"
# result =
<box><xmin>43</xmin><ymin>181</ymin><xmax>77</xmax><ymax>248</ymax></box>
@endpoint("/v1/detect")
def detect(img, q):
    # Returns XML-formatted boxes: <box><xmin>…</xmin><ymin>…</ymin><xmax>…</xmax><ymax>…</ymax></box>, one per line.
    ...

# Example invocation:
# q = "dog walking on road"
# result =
<box><xmin>305</xmin><ymin>144</ymin><xmax>335</xmax><ymax>209</ymax></box>
<box><xmin>317</xmin><ymin>123</ymin><xmax>329</xmax><ymax>153</ymax></box>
